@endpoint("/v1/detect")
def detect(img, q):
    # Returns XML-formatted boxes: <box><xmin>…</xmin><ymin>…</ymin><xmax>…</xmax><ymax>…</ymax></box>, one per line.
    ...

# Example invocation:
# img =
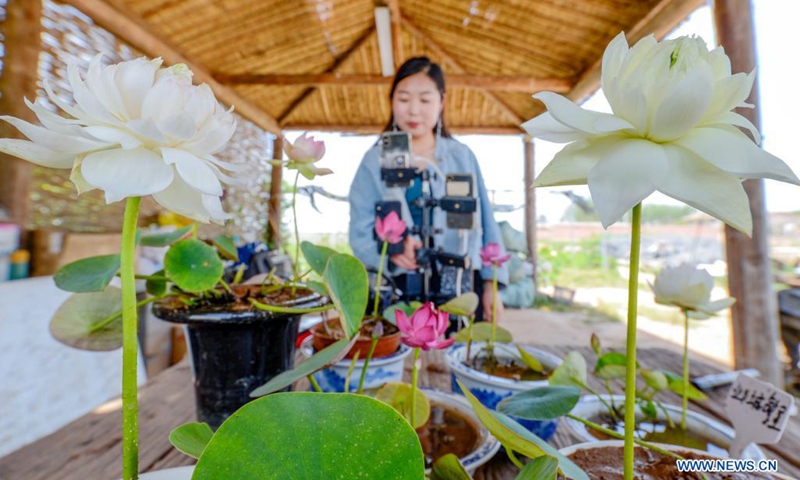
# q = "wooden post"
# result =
<box><xmin>714</xmin><ymin>0</ymin><xmax>783</xmax><ymax>386</ymax></box>
<box><xmin>267</xmin><ymin>135</ymin><xmax>284</xmax><ymax>247</ymax></box>
<box><xmin>523</xmin><ymin>136</ymin><xmax>537</xmax><ymax>288</ymax></box>
<box><xmin>0</xmin><ymin>0</ymin><xmax>42</xmax><ymax>245</ymax></box>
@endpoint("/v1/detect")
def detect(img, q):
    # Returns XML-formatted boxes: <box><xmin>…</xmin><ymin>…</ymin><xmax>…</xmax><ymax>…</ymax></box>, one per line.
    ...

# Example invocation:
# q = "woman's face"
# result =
<box><xmin>391</xmin><ymin>72</ymin><xmax>443</xmax><ymax>140</ymax></box>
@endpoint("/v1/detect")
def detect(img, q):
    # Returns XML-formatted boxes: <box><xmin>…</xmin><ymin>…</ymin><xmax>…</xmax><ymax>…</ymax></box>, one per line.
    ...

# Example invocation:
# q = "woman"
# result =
<box><xmin>348</xmin><ymin>56</ymin><xmax>508</xmax><ymax>322</ymax></box>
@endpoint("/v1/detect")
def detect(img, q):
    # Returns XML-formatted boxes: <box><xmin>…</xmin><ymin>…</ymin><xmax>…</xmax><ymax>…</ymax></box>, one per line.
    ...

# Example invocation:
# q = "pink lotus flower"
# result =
<box><xmin>375</xmin><ymin>211</ymin><xmax>407</xmax><ymax>244</ymax></box>
<box><xmin>396</xmin><ymin>302</ymin><xmax>454</xmax><ymax>351</ymax></box>
<box><xmin>285</xmin><ymin>132</ymin><xmax>325</xmax><ymax>163</ymax></box>
<box><xmin>480</xmin><ymin>242</ymin><xmax>511</xmax><ymax>267</ymax></box>
<box><xmin>275</xmin><ymin>132</ymin><xmax>332</xmax><ymax>180</ymax></box>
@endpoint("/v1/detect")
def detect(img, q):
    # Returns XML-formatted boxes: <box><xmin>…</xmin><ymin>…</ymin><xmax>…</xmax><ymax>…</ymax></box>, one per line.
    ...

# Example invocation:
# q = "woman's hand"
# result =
<box><xmin>390</xmin><ymin>236</ymin><xmax>423</xmax><ymax>270</ymax></box>
<box><xmin>482</xmin><ymin>280</ymin><xmax>504</xmax><ymax>323</ymax></box>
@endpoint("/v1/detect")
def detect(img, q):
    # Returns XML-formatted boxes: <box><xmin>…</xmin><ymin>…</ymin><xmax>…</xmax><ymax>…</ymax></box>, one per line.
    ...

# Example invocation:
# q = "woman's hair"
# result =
<box><xmin>382</xmin><ymin>56</ymin><xmax>451</xmax><ymax>138</ymax></box>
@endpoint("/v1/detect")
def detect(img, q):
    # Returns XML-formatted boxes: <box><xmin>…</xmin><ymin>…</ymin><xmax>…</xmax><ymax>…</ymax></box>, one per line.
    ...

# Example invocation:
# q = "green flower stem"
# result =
<box><xmin>624</xmin><ymin>202</ymin><xmax>643</xmax><ymax>480</ymax></box>
<box><xmin>489</xmin><ymin>263</ymin><xmax>498</xmax><ymax>353</ymax></box>
<box><xmin>308</xmin><ymin>374</ymin><xmax>323</xmax><ymax>393</ymax></box>
<box><xmin>566</xmin><ymin>414</ymin><xmax>682</xmax><ymax>460</ymax></box>
<box><xmin>132</xmin><ymin>274</ymin><xmax>166</xmax><ymax>281</ymax></box>
<box><xmin>89</xmin><ymin>296</ymin><xmax>162</xmax><ymax>334</ymax></box>
<box><xmin>373</xmin><ymin>241</ymin><xmax>389</xmax><ymax>316</ymax></box>
<box><xmin>344</xmin><ymin>352</ymin><xmax>360</xmax><ymax>394</ymax></box>
<box><xmin>357</xmin><ymin>336</ymin><xmax>379</xmax><ymax>395</ymax></box>
<box><xmin>465</xmin><ymin>315</ymin><xmax>475</xmax><ymax>361</ymax></box>
<box><xmin>291</xmin><ymin>171</ymin><xmax>300</xmax><ymax>294</ymax></box>
<box><xmin>218</xmin><ymin>278</ymin><xmax>234</xmax><ymax>295</ymax></box>
<box><xmin>506</xmin><ymin>449</ymin><xmax>525</xmax><ymax>469</ymax></box>
<box><xmin>410</xmin><ymin>347</ymin><xmax>421</xmax><ymax>428</ymax></box>
<box><xmin>121</xmin><ymin>197</ymin><xmax>141</xmax><ymax>480</ymax></box>
<box><xmin>575</xmin><ymin>379</ymin><xmax>618</xmax><ymax>422</ymax></box>
<box><xmin>249</xmin><ymin>298</ymin><xmax>332</xmax><ymax>314</ymax></box>
<box><xmin>682</xmin><ymin>309</ymin><xmax>690</xmax><ymax>430</ymax></box>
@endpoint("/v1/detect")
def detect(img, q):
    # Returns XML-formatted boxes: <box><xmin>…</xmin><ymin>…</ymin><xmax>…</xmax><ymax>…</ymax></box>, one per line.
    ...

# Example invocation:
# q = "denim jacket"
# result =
<box><xmin>348</xmin><ymin>136</ymin><xmax>509</xmax><ymax>286</ymax></box>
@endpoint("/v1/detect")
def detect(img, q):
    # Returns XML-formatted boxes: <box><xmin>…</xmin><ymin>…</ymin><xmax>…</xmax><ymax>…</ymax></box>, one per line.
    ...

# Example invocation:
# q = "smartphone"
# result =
<box><xmin>379</xmin><ymin>132</ymin><xmax>411</xmax><ymax>170</ymax></box>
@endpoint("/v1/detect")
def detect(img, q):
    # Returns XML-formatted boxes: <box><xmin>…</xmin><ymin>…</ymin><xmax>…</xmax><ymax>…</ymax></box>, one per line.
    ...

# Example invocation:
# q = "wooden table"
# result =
<box><xmin>1</xmin><ymin>345</ymin><xmax>799</xmax><ymax>479</ymax></box>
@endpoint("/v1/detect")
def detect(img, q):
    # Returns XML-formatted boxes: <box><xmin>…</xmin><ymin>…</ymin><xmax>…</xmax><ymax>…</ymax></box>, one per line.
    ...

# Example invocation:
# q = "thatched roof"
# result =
<box><xmin>66</xmin><ymin>0</ymin><xmax>704</xmax><ymax>135</ymax></box>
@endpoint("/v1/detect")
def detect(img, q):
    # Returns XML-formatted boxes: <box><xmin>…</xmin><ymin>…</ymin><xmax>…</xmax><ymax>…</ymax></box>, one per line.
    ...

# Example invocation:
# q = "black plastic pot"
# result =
<box><xmin>153</xmin><ymin>287</ymin><xmax>328</xmax><ymax>429</ymax></box>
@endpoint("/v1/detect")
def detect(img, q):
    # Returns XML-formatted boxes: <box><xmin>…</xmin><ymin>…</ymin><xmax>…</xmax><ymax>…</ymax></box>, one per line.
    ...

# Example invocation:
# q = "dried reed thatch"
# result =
<box><xmin>62</xmin><ymin>0</ymin><xmax>705</xmax><ymax>135</ymax></box>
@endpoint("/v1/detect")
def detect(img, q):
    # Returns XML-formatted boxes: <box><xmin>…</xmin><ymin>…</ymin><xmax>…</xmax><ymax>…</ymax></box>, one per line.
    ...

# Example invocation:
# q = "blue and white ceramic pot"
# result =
<box><xmin>302</xmin><ymin>337</ymin><xmax>413</xmax><ymax>393</ymax></box>
<box><xmin>445</xmin><ymin>341</ymin><xmax>562</xmax><ymax>441</ymax></box>
<box><xmin>565</xmin><ymin>395</ymin><xmax>766</xmax><ymax>460</ymax></box>
<box><xmin>423</xmin><ymin>389</ymin><xmax>501</xmax><ymax>475</ymax></box>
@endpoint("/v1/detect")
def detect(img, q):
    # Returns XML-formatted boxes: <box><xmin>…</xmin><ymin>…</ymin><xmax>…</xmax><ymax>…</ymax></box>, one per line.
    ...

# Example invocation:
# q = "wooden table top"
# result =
<box><xmin>1</xmin><ymin>345</ymin><xmax>798</xmax><ymax>480</ymax></box>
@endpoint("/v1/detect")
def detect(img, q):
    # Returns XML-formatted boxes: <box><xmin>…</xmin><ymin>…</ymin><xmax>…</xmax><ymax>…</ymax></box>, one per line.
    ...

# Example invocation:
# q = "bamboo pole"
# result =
<box><xmin>267</xmin><ymin>135</ymin><xmax>284</xmax><ymax>247</ymax></box>
<box><xmin>714</xmin><ymin>0</ymin><xmax>783</xmax><ymax>387</ymax></box>
<box><xmin>0</xmin><ymin>0</ymin><xmax>43</xmax><ymax>246</ymax></box>
<box><xmin>523</xmin><ymin>137</ymin><xmax>537</xmax><ymax>287</ymax></box>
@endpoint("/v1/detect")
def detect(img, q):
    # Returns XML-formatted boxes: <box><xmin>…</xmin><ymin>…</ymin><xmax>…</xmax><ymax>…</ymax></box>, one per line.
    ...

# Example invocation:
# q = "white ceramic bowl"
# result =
<box><xmin>565</xmin><ymin>395</ymin><xmax>766</xmax><ymax>460</ymax></box>
<box><xmin>445</xmin><ymin>341</ymin><xmax>562</xmax><ymax>440</ymax></box>
<box><xmin>423</xmin><ymin>389</ymin><xmax>501</xmax><ymax>475</ymax></box>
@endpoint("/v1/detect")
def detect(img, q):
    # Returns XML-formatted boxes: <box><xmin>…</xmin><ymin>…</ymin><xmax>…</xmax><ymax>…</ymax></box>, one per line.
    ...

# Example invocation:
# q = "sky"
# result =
<box><xmin>285</xmin><ymin>1</ymin><xmax>800</xmax><ymax>235</ymax></box>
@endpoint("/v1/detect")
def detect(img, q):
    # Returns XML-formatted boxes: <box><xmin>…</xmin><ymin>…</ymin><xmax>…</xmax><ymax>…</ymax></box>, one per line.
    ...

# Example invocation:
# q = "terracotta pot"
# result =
<box><xmin>559</xmin><ymin>440</ymin><xmax>792</xmax><ymax>480</ymax></box>
<box><xmin>302</xmin><ymin>336</ymin><xmax>412</xmax><ymax>392</ymax></box>
<box><xmin>565</xmin><ymin>394</ymin><xmax>766</xmax><ymax>460</ymax></box>
<box><xmin>311</xmin><ymin>317</ymin><xmax>401</xmax><ymax>359</ymax></box>
<box><xmin>153</xmin><ymin>285</ymin><xmax>329</xmax><ymax>429</ymax></box>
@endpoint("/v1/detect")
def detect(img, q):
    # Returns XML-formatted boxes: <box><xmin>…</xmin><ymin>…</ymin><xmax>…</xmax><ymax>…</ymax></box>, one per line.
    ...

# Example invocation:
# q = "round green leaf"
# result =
<box><xmin>456</xmin><ymin>322</ymin><xmax>513</xmax><ymax>343</ymax></box>
<box><xmin>164</xmin><ymin>239</ymin><xmax>223</xmax><ymax>293</ymax></box>
<box><xmin>49</xmin><ymin>287</ymin><xmax>123</xmax><ymax>351</ymax></box>
<box><xmin>663</xmin><ymin>370</ymin><xmax>708</xmax><ymax>401</ymax></box>
<box><xmin>139</xmin><ymin>225</ymin><xmax>193</xmax><ymax>247</ymax></box>
<box><xmin>640</xmin><ymin>369</ymin><xmax>668</xmax><ymax>392</ymax></box>
<box><xmin>439</xmin><ymin>292</ymin><xmax>479</xmax><ymax>316</ymax></box>
<box><xmin>517</xmin><ymin>346</ymin><xmax>544</xmax><ymax>373</ymax></box>
<box><xmin>548</xmin><ymin>351</ymin><xmax>587</xmax><ymax>388</ymax></box>
<box><xmin>456</xmin><ymin>380</ymin><xmax>588</xmax><ymax>480</ymax></box>
<box><xmin>594</xmin><ymin>352</ymin><xmax>628</xmax><ymax>380</ymax></box>
<box><xmin>430</xmin><ymin>453</ymin><xmax>472</xmax><ymax>480</ymax></box>
<box><xmin>374</xmin><ymin>381</ymin><xmax>430</xmax><ymax>429</ymax></box>
<box><xmin>640</xmin><ymin>399</ymin><xmax>658</xmax><ymax>420</ymax></box>
<box><xmin>301</xmin><ymin>241</ymin><xmax>338</xmax><ymax>276</ymax></box>
<box><xmin>146</xmin><ymin>269</ymin><xmax>167</xmax><ymax>297</ymax></box>
<box><xmin>323</xmin><ymin>254</ymin><xmax>368</xmax><ymax>339</ymax></box>
<box><xmin>54</xmin><ymin>254</ymin><xmax>120</xmax><ymax>293</ymax></box>
<box><xmin>497</xmin><ymin>386</ymin><xmax>581</xmax><ymax>420</ymax></box>
<box><xmin>516</xmin><ymin>455</ymin><xmax>559</xmax><ymax>480</ymax></box>
<box><xmin>212</xmin><ymin>235</ymin><xmax>238</xmax><ymax>261</ymax></box>
<box><xmin>169</xmin><ymin>422</ymin><xmax>214</xmax><ymax>459</ymax></box>
<box><xmin>193</xmin><ymin>392</ymin><xmax>425</xmax><ymax>480</ymax></box>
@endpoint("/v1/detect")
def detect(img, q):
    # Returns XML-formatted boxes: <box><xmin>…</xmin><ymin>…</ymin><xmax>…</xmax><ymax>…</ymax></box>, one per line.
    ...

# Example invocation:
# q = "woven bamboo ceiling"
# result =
<box><xmin>65</xmin><ymin>0</ymin><xmax>705</xmax><ymax>136</ymax></box>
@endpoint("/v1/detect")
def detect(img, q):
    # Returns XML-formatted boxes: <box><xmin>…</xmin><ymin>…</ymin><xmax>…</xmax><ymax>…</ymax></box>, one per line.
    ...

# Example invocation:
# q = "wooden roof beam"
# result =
<box><xmin>282</xmin><ymin>124</ymin><xmax>523</xmax><ymax>135</ymax></box>
<box><xmin>214</xmin><ymin>73</ymin><xmax>572</xmax><ymax>93</ymax></box>
<box><xmin>387</xmin><ymin>0</ymin><xmax>403</xmax><ymax>70</ymax></box>
<box><xmin>60</xmin><ymin>0</ymin><xmax>282</xmax><ymax>135</ymax></box>
<box><xmin>400</xmin><ymin>16</ymin><xmax>526</xmax><ymax>130</ymax></box>
<box><xmin>567</xmin><ymin>0</ymin><xmax>707</xmax><ymax>105</ymax></box>
<box><xmin>278</xmin><ymin>26</ymin><xmax>376</xmax><ymax>125</ymax></box>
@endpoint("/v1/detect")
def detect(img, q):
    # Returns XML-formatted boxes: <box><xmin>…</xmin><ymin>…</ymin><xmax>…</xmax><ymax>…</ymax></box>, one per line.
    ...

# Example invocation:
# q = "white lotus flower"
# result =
<box><xmin>0</xmin><ymin>55</ymin><xmax>243</xmax><ymax>224</ymax></box>
<box><xmin>524</xmin><ymin>33</ymin><xmax>800</xmax><ymax>235</ymax></box>
<box><xmin>651</xmin><ymin>263</ymin><xmax>735</xmax><ymax>319</ymax></box>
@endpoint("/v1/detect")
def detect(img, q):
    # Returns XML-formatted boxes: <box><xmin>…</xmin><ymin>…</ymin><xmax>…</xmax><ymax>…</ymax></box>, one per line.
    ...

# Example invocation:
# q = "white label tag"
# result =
<box><xmin>725</xmin><ymin>373</ymin><xmax>795</xmax><ymax>458</ymax></box>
